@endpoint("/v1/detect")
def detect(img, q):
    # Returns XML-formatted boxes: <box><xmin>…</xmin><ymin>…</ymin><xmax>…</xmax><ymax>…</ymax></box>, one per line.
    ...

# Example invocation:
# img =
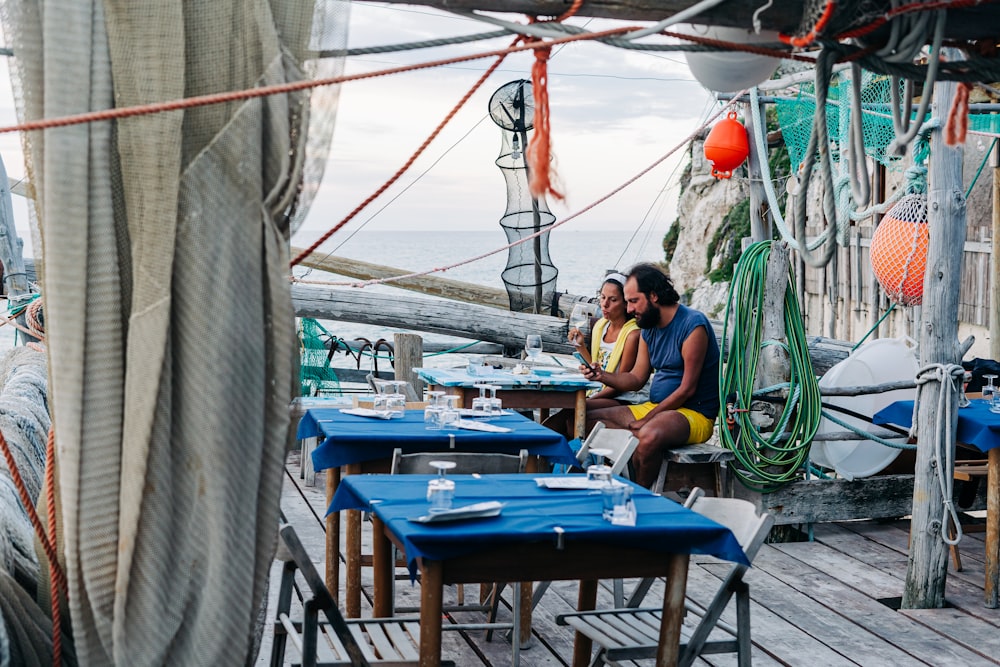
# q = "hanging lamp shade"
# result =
<box><xmin>704</xmin><ymin>111</ymin><xmax>749</xmax><ymax>179</ymax></box>
<box><xmin>680</xmin><ymin>24</ymin><xmax>781</xmax><ymax>93</ymax></box>
<box><xmin>870</xmin><ymin>193</ymin><xmax>929</xmax><ymax>306</ymax></box>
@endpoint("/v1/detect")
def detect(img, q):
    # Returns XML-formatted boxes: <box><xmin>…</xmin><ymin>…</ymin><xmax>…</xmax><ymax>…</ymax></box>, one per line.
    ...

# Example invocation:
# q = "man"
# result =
<box><xmin>583</xmin><ymin>263</ymin><xmax>720</xmax><ymax>488</ymax></box>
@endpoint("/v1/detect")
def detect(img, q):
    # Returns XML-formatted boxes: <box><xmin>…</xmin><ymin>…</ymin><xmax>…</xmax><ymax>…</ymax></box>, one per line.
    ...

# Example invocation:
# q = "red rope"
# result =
<box><xmin>0</xmin><ymin>27</ymin><xmax>634</xmax><ymax>136</ymax></box>
<box><xmin>779</xmin><ymin>0</ymin><xmax>837</xmax><ymax>48</ymax></box>
<box><xmin>44</xmin><ymin>427</ymin><xmax>62</xmax><ymax>667</ymax></box>
<box><xmin>526</xmin><ymin>44</ymin><xmax>564</xmax><ymax>201</ymax></box>
<box><xmin>945</xmin><ymin>82</ymin><xmax>972</xmax><ymax>146</ymax></box>
<box><xmin>0</xmin><ymin>428</ymin><xmax>67</xmax><ymax>658</ymax></box>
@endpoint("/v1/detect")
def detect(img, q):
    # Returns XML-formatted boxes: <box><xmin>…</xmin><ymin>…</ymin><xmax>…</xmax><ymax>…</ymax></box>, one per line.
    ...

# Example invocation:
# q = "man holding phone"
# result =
<box><xmin>582</xmin><ymin>263</ymin><xmax>720</xmax><ymax>488</ymax></box>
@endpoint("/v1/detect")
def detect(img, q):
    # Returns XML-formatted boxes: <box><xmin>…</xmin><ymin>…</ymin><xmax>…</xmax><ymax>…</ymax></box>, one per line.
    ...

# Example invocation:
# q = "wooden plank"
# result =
<box><xmin>748</xmin><ymin>546</ymin><xmax>995</xmax><ymax>666</ymax></box>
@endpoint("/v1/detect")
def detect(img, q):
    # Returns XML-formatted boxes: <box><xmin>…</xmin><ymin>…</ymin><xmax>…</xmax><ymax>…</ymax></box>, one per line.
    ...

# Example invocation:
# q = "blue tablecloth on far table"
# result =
<box><xmin>330</xmin><ymin>473</ymin><xmax>749</xmax><ymax>578</ymax></box>
<box><xmin>873</xmin><ymin>399</ymin><xmax>1000</xmax><ymax>453</ymax></box>
<box><xmin>299</xmin><ymin>408</ymin><xmax>576</xmax><ymax>470</ymax></box>
<box><xmin>415</xmin><ymin>366</ymin><xmax>601</xmax><ymax>391</ymax></box>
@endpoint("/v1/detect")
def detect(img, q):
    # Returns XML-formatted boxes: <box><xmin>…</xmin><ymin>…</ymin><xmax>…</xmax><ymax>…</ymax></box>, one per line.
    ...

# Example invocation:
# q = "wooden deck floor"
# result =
<box><xmin>261</xmin><ymin>450</ymin><xmax>1000</xmax><ymax>666</ymax></box>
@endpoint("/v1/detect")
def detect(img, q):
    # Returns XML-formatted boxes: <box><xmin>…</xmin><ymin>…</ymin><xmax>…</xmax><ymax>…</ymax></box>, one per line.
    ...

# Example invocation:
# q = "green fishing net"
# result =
<box><xmin>775</xmin><ymin>72</ymin><xmax>906</xmax><ymax>174</ymax></box>
<box><xmin>298</xmin><ymin>317</ymin><xmax>342</xmax><ymax>396</ymax></box>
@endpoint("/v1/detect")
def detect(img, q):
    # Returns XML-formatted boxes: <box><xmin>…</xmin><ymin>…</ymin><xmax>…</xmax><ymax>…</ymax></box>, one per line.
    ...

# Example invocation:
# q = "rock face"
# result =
<box><xmin>668</xmin><ymin>138</ymin><xmax>747</xmax><ymax>319</ymax></box>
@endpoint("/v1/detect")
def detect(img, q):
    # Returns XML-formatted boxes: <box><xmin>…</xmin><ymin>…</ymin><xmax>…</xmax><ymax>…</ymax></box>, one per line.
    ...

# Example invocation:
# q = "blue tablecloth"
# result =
<box><xmin>873</xmin><ymin>400</ymin><xmax>1000</xmax><ymax>453</ymax></box>
<box><xmin>331</xmin><ymin>474</ymin><xmax>749</xmax><ymax>577</ymax></box>
<box><xmin>416</xmin><ymin>366</ymin><xmax>601</xmax><ymax>391</ymax></box>
<box><xmin>300</xmin><ymin>409</ymin><xmax>576</xmax><ymax>470</ymax></box>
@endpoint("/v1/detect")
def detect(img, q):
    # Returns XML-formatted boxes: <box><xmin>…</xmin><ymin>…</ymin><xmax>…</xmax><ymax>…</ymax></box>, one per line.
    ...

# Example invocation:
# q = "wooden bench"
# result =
<box><xmin>652</xmin><ymin>437</ymin><xmax>735</xmax><ymax>497</ymax></box>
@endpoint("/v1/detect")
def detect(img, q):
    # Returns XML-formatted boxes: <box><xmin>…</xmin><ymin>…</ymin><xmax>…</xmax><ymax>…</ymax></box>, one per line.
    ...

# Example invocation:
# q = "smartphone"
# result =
<box><xmin>572</xmin><ymin>351</ymin><xmax>588</xmax><ymax>366</ymax></box>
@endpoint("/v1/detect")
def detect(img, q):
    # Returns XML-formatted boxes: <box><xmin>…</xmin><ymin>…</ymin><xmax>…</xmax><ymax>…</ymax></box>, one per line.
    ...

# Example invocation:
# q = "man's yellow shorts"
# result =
<box><xmin>627</xmin><ymin>402</ymin><xmax>715</xmax><ymax>444</ymax></box>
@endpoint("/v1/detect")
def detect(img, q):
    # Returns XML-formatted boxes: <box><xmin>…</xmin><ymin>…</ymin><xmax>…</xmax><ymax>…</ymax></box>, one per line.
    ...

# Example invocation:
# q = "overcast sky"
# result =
<box><xmin>0</xmin><ymin>5</ymin><xmax>719</xmax><ymax>254</ymax></box>
<box><xmin>298</xmin><ymin>4</ymin><xmax>717</xmax><ymax>243</ymax></box>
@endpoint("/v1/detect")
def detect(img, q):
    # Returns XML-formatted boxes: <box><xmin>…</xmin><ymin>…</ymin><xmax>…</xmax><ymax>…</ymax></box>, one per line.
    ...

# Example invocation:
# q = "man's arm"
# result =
<box><xmin>584</xmin><ymin>333</ymin><xmax>651</xmax><ymax>392</ymax></box>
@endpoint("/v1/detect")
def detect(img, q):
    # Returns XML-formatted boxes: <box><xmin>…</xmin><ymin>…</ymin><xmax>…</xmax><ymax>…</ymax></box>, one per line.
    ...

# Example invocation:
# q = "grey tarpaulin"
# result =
<box><xmin>0</xmin><ymin>1</ymin><xmax>347</xmax><ymax>663</ymax></box>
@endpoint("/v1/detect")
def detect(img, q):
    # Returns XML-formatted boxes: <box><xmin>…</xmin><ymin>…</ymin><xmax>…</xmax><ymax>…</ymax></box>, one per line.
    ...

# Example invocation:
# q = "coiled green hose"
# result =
<box><xmin>718</xmin><ymin>241</ymin><xmax>822</xmax><ymax>492</ymax></box>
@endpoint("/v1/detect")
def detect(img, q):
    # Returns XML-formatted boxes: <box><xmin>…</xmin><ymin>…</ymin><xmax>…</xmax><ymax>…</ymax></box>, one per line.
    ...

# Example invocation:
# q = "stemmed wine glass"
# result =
<box><xmin>983</xmin><ymin>375</ymin><xmax>997</xmax><ymax>402</ymax></box>
<box><xmin>524</xmin><ymin>334</ymin><xmax>543</xmax><ymax>368</ymax></box>
<box><xmin>586</xmin><ymin>447</ymin><xmax>613</xmax><ymax>484</ymax></box>
<box><xmin>427</xmin><ymin>460</ymin><xmax>457</xmax><ymax>513</ymax></box>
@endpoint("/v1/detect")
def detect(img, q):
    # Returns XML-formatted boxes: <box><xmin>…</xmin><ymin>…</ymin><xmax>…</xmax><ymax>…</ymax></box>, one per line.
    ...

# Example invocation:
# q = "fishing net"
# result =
<box><xmin>298</xmin><ymin>318</ymin><xmax>342</xmax><ymax>397</ymax></box>
<box><xmin>789</xmin><ymin>0</ymin><xmax>886</xmax><ymax>43</ymax></box>
<box><xmin>489</xmin><ymin>80</ymin><xmax>558</xmax><ymax>313</ymax></box>
<box><xmin>869</xmin><ymin>193</ymin><xmax>929</xmax><ymax>306</ymax></box>
<box><xmin>0</xmin><ymin>0</ymin><xmax>351</xmax><ymax>664</ymax></box>
<box><xmin>775</xmin><ymin>72</ymin><xmax>906</xmax><ymax>174</ymax></box>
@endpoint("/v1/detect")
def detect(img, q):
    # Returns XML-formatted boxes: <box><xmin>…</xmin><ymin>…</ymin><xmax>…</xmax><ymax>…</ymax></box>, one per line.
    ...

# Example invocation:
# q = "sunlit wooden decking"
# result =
<box><xmin>261</xmin><ymin>450</ymin><xmax>1000</xmax><ymax>666</ymax></box>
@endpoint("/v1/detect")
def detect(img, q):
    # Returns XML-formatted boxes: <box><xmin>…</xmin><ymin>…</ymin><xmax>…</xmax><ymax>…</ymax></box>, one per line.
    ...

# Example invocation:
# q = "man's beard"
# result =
<box><xmin>636</xmin><ymin>307</ymin><xmax>660</xmax><ymax>329</ymax></box>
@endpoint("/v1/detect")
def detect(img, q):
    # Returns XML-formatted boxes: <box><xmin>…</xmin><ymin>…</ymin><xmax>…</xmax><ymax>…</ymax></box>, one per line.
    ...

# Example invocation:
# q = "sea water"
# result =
<box><xmin>296</xmin><ymin>228</ymin><xmax>669</xmax><ymax>352</ymax></box>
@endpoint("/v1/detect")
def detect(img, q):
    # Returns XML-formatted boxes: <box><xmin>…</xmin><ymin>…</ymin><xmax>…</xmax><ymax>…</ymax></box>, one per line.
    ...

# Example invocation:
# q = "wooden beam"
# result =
<box><xmin>351</xmin><ymin>0</ymin><xmax>1000</xmax><ymax>41</ymax></box>
<box><xmin>292</xmin><ymin>247</ymin><xmax>511</xmax><ymax>309</ymax></box>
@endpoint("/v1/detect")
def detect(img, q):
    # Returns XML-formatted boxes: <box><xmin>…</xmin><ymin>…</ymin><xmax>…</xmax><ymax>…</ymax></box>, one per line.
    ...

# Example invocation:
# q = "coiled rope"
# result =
<box><xmin>719</xmin><ymin>241</ymin><xmax>822</xmax><ymax>492</ymax></box>
<box><xmin>909</xmin><ymin>363</ymin><xmax>965</xmax><ymax>546</ymax></box>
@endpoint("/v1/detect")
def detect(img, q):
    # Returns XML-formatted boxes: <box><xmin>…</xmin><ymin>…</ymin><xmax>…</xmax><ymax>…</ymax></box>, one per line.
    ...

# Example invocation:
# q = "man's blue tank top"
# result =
<box><xmin>643</xmin><ymin>304</ymin><xmax>720</xmax><ymax>419</ymax></box>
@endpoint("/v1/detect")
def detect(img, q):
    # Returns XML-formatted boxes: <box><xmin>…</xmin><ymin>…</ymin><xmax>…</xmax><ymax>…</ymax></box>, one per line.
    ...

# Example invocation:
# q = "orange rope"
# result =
<box><xmin>526</xmin><ymin>44</ymin><xmax>564</xmax><ymax>201</ymax></box>
<box><xmin>44</xmin><ymin>427</ymin><xmax>62</xmax><ymax>667</ymax></box>
<box><xmin>779</xmin><ymin>0</ymin><xmax>837</xmax><ymax>48</ymax></box>
<box><xmin>0</xmin><ymin>26</ymin><xmax>635</xmax><ymax>137</ymax></box>
<box><xmin>945</xmin><ymin>82</ymin><xmax>972</xmax><ymax>146</ymax></box>
<box><xmin>290</xmin><ymin>37</ymin><xmax>520</xmax><ymax>267</ymax></box>
<box><xmin>0</xmin><ymin>429</ymin><xmax>67</xmax><ymax>633</ymax></box>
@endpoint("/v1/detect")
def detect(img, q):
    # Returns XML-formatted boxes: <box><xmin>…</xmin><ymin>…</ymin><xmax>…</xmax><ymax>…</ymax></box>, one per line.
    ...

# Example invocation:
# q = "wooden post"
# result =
<box><xmin>746</xmin><ymin>99</ymin><xmax>771</xmax><ymax>242</ymax></box>
<box><xmin>393</xmin><ymin>333</ymin><xmax>424</xmax><ymax>398</ymax></box>
<box><xmin>752</xmin><ymin>242</ymin><xmax>790</xmax><ymax>431</ymax></box>
<box><xmin>903</xmin><ymin>69</ymin><xmax>966</xmax><ymax>609</ymax></box>
<box><xmin>987</xmin><ymin>130</ymin><xmax>1000</xmax><ymax>608</ymax></box>
<box><xmin>0</xmin><ymin>155</ymin><xmax>31</xmax><ymax>299</ymax></box>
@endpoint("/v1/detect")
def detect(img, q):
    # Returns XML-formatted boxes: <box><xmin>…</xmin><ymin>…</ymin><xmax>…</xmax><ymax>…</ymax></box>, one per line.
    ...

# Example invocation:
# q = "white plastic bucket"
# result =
<box><xmin>810</xmin><ymin>337</ymin><xmax>917</xmax><ymax>480</ymax></box>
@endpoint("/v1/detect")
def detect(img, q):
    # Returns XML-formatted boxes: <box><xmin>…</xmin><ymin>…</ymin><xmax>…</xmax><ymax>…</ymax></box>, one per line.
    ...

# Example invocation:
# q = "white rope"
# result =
<box><xmin>910</xmin><ymin>363</ymin><xmax>965</xmax><ymax>547</ymax></box>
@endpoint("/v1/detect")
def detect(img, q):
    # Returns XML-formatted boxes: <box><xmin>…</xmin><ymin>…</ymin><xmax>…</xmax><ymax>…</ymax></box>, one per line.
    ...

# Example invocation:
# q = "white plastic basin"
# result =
<box><xmin>810</xmin><ymin>337</ymin><xmax>917</xmax><ymax>480</ymax></box>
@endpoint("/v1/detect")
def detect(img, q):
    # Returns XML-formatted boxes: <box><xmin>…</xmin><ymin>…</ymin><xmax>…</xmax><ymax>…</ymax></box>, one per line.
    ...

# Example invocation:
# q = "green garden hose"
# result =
<box><xmin>718</xmin><ymin>241</ymin><xmax>823</xmax><ymax>492</ymax></box>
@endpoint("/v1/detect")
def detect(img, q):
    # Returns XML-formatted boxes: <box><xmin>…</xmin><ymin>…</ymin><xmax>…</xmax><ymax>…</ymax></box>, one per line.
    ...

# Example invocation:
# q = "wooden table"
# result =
<box><xmin>297</xmin><ymin>408</ymin><xmax>575</xmax><ymax>617</ymax></box>
<box><xmin>331</xmin><ymin>474</ymin><xmax>748</xmax><ymax>667</ymax></box>
<box><xmin>875</xmin><ymin>399</ymin><xmax>1000</xmax><ymax>607</ymax></box>
<box><xmin>415</xmin><ymin>366</ymin><xmax>601</xmax><ymax>440</ymax></box>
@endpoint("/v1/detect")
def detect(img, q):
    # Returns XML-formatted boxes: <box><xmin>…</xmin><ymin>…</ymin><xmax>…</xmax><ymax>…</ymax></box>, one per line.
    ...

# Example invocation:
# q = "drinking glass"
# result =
<box><xmin>983</xmin><ymin>375</ymin><xmax>997</xmax><ymax>405</ymax></box>
<box><xmin>601</xmin><ymin>484</ymin><xmax>635</xmax><ymax>525</ymax></box>
<box><xmin>524</xmin><ymin>334</ymin><xmax>543</xmax><ymax>367</ymax></box>
<box><xmin>568</xmin><ymin>302</ymin><xmax>594</xmax><ymax>340</ymax></box>
<box><xmin>386</xmin><ymin>385</ymin><xmax>407</xmax><ymax>418</ymax></box>
<box><xmin>586</xmin><ymin>447</ymin><xmax>613</xmax><ymax>484</ymax></box>
<box><xmin>441</xmin><ymin>395</ymin><xmax>461</xmax><ymax>430</ymax></box>
<box><xmin>426</xmin><ymin>460</ymin><xmax>457</xmax><ymax>513</ymax></box>
<box><xmin>471</xmin><ymin>384</ymin><xmax>491</xmax><ymax>418</ymax></box>
<box><xmin>371</xmin><ymin>393</ymin><xmax>391</xmax><ymax>417</ymax></box>
<box><xmin>424</xmin><ymin>390</ymin><xmax>445</xmax><ymax>429</ymax></box>
<box><xmin>485</xmin><ymin>384</ymin><xmax>503</xmax><ymax>416</ymax></box>
<box><xmin>991</xmin><ymin>390</ymin><xmax>1000</xmax><ymax>414</ymax></box>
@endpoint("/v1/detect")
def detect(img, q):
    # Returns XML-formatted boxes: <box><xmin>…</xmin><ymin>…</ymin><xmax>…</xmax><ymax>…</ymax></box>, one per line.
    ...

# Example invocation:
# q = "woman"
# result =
<box><xmin>546</xmin><ymin>273</ymin><xmax>644</xmax><ymax>439</ymax></box>
<box><xmin>570</xmin><ymin>272</ymin><xmax>643</xmax><ymax>409</ymax></box>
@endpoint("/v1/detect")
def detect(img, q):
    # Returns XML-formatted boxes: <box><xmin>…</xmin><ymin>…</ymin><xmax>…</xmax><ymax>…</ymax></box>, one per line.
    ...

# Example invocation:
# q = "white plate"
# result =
<box><xmin>409</xmin><ymin>501</ymin><xmax>504</xmax><ymax>523</ymax></box>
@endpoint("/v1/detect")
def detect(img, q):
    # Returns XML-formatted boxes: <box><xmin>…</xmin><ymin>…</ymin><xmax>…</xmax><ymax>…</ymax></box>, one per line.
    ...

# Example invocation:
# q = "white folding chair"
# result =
<box><xmin>556</xmin><ymin>489</ymin><xmax>774</xmax><ymax>667</ymax></box>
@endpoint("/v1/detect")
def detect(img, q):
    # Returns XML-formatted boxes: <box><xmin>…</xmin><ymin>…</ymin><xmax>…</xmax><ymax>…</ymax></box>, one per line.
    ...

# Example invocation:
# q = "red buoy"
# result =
<box><xmin>704</xmin><ymin>111</ymin><xmax>749</xmax><ymax>179</ymax></box>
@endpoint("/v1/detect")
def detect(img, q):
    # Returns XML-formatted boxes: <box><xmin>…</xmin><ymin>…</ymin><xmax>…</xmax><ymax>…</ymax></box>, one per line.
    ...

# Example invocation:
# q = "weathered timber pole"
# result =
<box><xmin>987</xmin><ymin>129</ymin><xmax>1000</xmax><ymax>608</ymax></box>
<box><xmin>752</xmin><ymin>242</ymin><xmax>790</xmax><ymax>432</ymax></box>
<box><xmin>393</xmin><ymin>333</ymin><xmax>424</xmax><ymax>398</ymax></box>
<box><xmin>746</xmin><ymin>99</ymin><xmax>771</xmax><ymax>242</ymax></box>
<box><xmin>903</xmin><ymin>67</ymin><xmax>966</xmax><ymax>609</ymax></box>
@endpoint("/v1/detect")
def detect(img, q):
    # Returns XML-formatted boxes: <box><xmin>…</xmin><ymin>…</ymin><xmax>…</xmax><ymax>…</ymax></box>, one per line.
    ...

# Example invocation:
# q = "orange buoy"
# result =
<box><xmin>704</xmin><ymin>111</ymin><xmax>749</xmax><ymax>179</ymax></box>
<box><xmin>870</xmin><ymin>194</ymin><xmax>929</xmax><ymax>306</ymax></box>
